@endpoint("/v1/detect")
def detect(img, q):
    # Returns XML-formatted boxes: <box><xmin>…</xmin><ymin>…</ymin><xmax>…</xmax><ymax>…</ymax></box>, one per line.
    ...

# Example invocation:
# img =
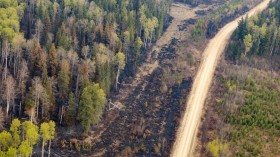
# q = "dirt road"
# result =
<box><xmin>171</xmin><ymin>0</ymin><xmax>271</xmax><ymax>156</ymax></box>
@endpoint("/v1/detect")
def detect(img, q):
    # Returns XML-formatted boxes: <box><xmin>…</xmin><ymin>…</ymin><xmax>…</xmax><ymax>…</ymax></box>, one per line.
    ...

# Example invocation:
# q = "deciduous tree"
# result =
<box><xmin>40</xmin><ymin>122</ymin><xmax>50</xmax><ymax>157</ymax></box>
<box><xmin>113</xmin><ymin>52</ymin><xmax>126</xmax><ymax>90</ymax></box>
<box><xmin>0</xmin><ymin>107</ymin><xmax>5</xmax><ymax>129</ymax></box>
<box><xmin>3</xmin><ymin>75</ymin><xmax>16</xmax><ymax>114</ymax></box>
<box><xmin>11</xmin><ymin>34</ymin><xmax>26</xmax><ymax>76</ymax></box>
<box><xmin>10</xmin><ymin>118</ymin><xmax>21</xmax><ymax>147</ymax></box>
<box><xmin>133</xmin><ymin>37</ymin><xmax>143</xmax><ymax>62</ymax></box>
<box><xmin>22</xmin><ymin>121</ymin><xmax>39</xmax><ymax>156</ymax></box>
<box><xmin>19</xmin><ymin>140</ymin><xmax>32</xmax><ymax>157</ymax></box>
<box><xmin>47</xmin><ymin>121</ymin><xmax>55</xmax><ymax>157</ymax></box>
<box><xmin>0</xmin><ymin>130</ymin><xmax>12</xmax><ymax>151</ymax></box>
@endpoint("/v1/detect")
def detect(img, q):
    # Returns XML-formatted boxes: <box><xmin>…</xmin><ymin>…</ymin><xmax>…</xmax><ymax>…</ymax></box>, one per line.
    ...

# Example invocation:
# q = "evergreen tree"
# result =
<box><xmin>48</xmin><ymin>43</ymin><xmax>58</xmax><ymax>77</ymax></box>
<box><xmin>57</xmin><ymin>60</ymin><xmax>70</xmax><ymax>102</ymax></box>
<box><xmin>78</xmin><ymin>83</ymin><xmax>106</xmax><ymax>134</ymax></box>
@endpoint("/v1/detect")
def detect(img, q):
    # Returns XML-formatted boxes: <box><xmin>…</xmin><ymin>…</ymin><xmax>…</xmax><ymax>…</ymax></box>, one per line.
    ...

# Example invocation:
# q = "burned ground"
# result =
<box><xmin>52</xmin><ymin>36</ymin><xmax>193</xmax><ymax>156</ymax></box>
<box><xmin>89</xmin><ymin>38</ymin><xmax>192</xmax><ymax>156</ymax></box>
<box><xmin>91</xmin><ymin>68</ymin><xmax>192</xmax><ymax>156</ymax></box>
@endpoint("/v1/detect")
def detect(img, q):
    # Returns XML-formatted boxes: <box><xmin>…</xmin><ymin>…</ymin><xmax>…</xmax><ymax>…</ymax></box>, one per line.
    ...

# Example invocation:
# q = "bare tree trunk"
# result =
<box><xmin>30</xmin><ymin>109</ymin><xmax>33</xmax><ymax>123</ymax></box>
<box><xmin>70</xmin><ymin>60</ymin><xmax>75</xmax><ymax>80</ymax></box>
<box><xmin>30</xmin><ymin>147</ymin><xmax>33</xmax><ymax>157</ymax></box>
<box><xmin>270</xmin><ymin>29</ymin><xmax>278</xmax><ymax>78</ymax></box>
<box><xmin>34</xmin><ymin>81</ymin><xmax>38</xmax><ymax>117</ymax></box>
<box><xmin>8</xmin><ymin>52</ymin><xmax>12</xmax><ymax>67</ymax></box>
<box><xmin>6</xmin><ymin>97</ymin><xmax>10</xmax><ymax>114</ymax></box>
<box><xmin>35</xmin><ymin>81</ymin><xmax>40</xmax><ymax>118</ymax></box>
<box><xmin>144</xmin><ymin>37</ymin><xmax>147</xmax><ymax>48</ymax></box>
<box><xmin>4</xmin><ymin>41</ymin><xmax>9</xmax><ymax>80</ymax></box>
<box><xmin>19</xmin><ymin>101</ymin><xmax>22</xmax><ymax>116</ymax></box>
<box><xmin>13</xmin><ymin>56</ymin><xmax>16</xmax><ymax>76</ymax></box>
<box><xmin>139</xmin><ymin>26</ymin><xmax>143</xmax><ymax>37</ymax></box>
<box><xmin>59</xmin><ymin>106</ymin><xmax>65</xmax><ymax>125</ymax></box>
<box><xmin>75</xmin><ymin>70</ymin><xmax>80</xmax><ymax>98</ymax></box>
<box><xmin>1</xmin><ymin>40</ymin><xmax>4</xmax><ymax>64</ymax></box>
<box><xmin>42</xmin><ymin>140</ymin><xmax>45</xmax><ymax>157</ymax></box>
<box><xmin>13</xmin><ymin>53</ymin><xmax>20</xmax><ymax>76</ymax></box>
<box><xmin>41</xmin><ymin>100</ymin><xmax>44</xmax><ymax>119</ymax></box>
<box><xmin>48</xmin><ymin>140</ymin><xmax>52</xmax><ymax>157</ymax></box>
<box><xmin>149</xmin><ymin>34</ymin><xmax>153</xmax><ymax>45</ymax></box>
<box><xmin>125</xmin><ymin>51</ymin><xmax>128</xmax><ymax>63</ymax></box>
<box><xmin>37</xmin><ymin>94</ymin><xmax>40</xmax><ymax>118</ymax></box>
<box><xmin>115</xmin><ymin>66</ymin><xmax>120</xmax><ymax>90</ymax></box>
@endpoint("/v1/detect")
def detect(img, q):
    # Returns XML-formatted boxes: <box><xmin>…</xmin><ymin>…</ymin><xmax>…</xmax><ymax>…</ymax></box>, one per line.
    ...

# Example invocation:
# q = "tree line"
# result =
<box><xmin>227</xmin><ymin>0</ymin><xmax>280</xmax><ymax>62</ymax></box>
<box><xmin>0</xmin><ymin>119</ymin><xmax>55</xmax><ymax>157</ymax></box>
<box><xmin>191</xmin><ymin>0</ymin><xmax>262</xmax><ymax>42</ymax></box>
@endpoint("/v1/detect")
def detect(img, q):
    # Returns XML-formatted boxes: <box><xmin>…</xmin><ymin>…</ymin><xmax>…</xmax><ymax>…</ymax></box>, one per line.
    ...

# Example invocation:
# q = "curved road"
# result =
<box><xmin>171</xmin><ymin>0</ymin><xmax>271</xmax><ymax>156</ymax></box>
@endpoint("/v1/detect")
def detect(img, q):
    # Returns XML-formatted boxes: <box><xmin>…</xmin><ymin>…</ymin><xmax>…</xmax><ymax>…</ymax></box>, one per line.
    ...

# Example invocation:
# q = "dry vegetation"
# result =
<box><xmin>197</xmin><ymin>56</ymin><xmax>280</xmax><ymax>157</ymax></box>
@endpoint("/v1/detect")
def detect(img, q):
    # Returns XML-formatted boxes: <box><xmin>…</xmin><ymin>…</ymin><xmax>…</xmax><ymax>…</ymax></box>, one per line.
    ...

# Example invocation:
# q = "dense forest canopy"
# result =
<box><xmin>0</xmin><ymin>0</ymin><xmax>172</xmax><ymax>137</ymax></box>
<box><xmin>228</xmin><ymin>0</ymin><xmax>280</xmax><ymax>62</ymax></box>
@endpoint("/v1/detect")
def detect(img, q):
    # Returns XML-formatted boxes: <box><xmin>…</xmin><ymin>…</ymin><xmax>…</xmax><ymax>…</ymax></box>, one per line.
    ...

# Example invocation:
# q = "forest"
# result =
<box><xmin>227</xmin><ymin>0</ymin><xmax>280</xmax><ymax>62</ymax></box>
<box><xmin>0</xmin><ymin>0</ymin><xmax>173</xmax><ymax>156</ymax></box>
<box><xmin>1</xmin><ymin>0</ymin><xmax>278</xmax><ymax>156</ymax></box>
<box><xmin>191</xmin><ymin>0</ymin><xmax>263</xmax><ymax>41</ymax></box>
<box><xmin>200</xmin><ymin>0</ymin><xmax>280</xmax><ymax>156</ymax></box>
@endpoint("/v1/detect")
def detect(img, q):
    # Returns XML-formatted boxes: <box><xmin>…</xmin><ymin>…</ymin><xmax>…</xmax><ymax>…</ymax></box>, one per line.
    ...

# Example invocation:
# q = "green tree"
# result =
<box><xmin>6</xmin><ymin>147</ymin><xmax>17</xmax><ymax>157</ymax></box>
<box><xmin>11</xmin><ymin>34</ymin><xmax>26</xmax><ymax>76</ymax></box>
<box><xmin>78</xmin><ymin>83</ymin><xmax>106</xmax><ymax>134</ymax></box>
<box><xmin>44</xmin><ymin>77</ymin><xmax>56</xmax><ymax>116</ymax></box>
<box><xmin>56</xmin><ymin>22</ymin><xmax>70</xmax><ymax>50</ymax></box>
<box><xmin>22</xmin><ymin>121</ymin><xmax>39</xmax><ymax>156</ymax></box>
<box><xmin>57</xmin><ymin>59</ymin><xmax>70</xmax><ymax>101</ymax></box>
<box><xmin>133</xmin><ymin>37</ymin><xmax>143</xmax><ymax>62</ymax></box>
<box><xmin>123</xmin><ymin>31</ymin><xmax>130</xmax><ymax>62</ymax></box>
<box><xmin>19</xmin><ymin>140</ymin><xmax>32</xmax><ymax>157</ymax></box>
<box><xmin>24</xmin><ymin>87</ymin><xmax>36</xmax><ymax>123</ymax></box>
<box><xmin>113</xmin><ymin>52</ymin><xmax>126</xmax><ymax>90</ymax></box>
<box><xmin>40</xmin><ymin>122</ymin><xmax>50</xmax><ymax>157</ymax></box>
<box><xmin>0</xmin><ymin>131</ymin><xmax>12</xmax><ymax>151</ymax></box>
<box><xmin>10</xmin><ymin>118</ymin><xmax>21</xmax><ymax>147</ymax></box>
<box><xmin>244</xmin><ymin>34</ymin><xmax>253</xmax><ymax>56</ymax></box>
<box><xmin>142</xmin><ymin>17</ymin><xmax>158</xmax><ymax>47</ymax></box>
<box><xmin>95</xmin><ymin>43</ymin><xmax>113</xmax><ymax>94</ymax></box>
<box><xmin>57</xmin><ymin>60</ymin><xmax>70</xmax><ymax>124</ymax></box>
<box><xmin>47</xmin><ymin>121</ymin><xmax>55</xmax><ymax>157</ymax></box>
<box><xmin>0</xmin><ymin>5</ymin><xmax>20</xmax><ymax>80</ymax></box>
<box><xmin>206</xmin><ymin>139</ymin><xmax>228</xmax><ymax>157</ymax></box>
